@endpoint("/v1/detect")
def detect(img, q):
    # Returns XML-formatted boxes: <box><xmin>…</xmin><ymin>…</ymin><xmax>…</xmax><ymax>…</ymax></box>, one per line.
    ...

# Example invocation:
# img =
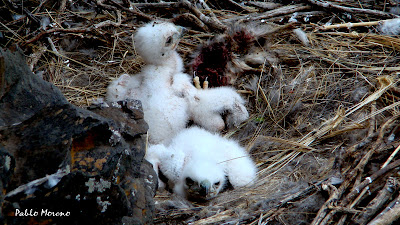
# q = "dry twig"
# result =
<box><xmin>223</xmin><ymin>4</ymin><xmax>311</xmax><ymax>23</ymax></box>
<box><xmin>307</xmin><ymin>0</ymin><xmax>398</xmax><ymax>18</ymax></box>
<box><xmin>179</xmin><ymin>0</ymin><xmax>227</xmax><ymax>32</ymax></box>
<box><xmin>355</xmin><ymin>177</ymin><xmax>400</xmax><ymax>224</ymax></box>
<box><xmin>367</xmin><ymin>193</ymin><xmax>400</xmax><ymax>225</ymax></box>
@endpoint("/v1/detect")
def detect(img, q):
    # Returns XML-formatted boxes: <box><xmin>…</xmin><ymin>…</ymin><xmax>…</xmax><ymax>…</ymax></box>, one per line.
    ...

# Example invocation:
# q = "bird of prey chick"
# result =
<box><xmin>106</xmin><ymin>21</ymin><xmax>248</xmax><ymax>145</ymax></box>
<box><xmin>146</xmin><ymin>126</ymin><xmax>257</xmax><ymax>201</ymax></box>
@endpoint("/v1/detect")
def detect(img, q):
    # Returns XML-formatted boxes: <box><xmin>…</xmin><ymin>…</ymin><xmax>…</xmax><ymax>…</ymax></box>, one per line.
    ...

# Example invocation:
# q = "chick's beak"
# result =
<box><xmin>186</xmin><ymin>179</ymin><xmax>218</xmax><ymax>201</ymax></box>
<box><xmin>200</xmin><ymin>180</ymin><xmax>211</xmax><ymax>196</ymax></box>
<box><xmin>176</xmin><ymin>26</ymin><xmax>187</xmax><ymax>38</ymax></box>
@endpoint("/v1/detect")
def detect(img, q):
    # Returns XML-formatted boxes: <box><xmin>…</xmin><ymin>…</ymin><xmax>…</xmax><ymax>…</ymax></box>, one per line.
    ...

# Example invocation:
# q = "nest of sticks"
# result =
<box><xmin>2</xmin><ymin>0</ymin><xmax>400</xmax><ymax>224</ymax></box>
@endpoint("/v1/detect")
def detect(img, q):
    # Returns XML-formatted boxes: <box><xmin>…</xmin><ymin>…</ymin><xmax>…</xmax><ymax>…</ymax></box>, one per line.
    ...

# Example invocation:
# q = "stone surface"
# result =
<box><xmin>0</xmin><ymin>48</ymin><xmax>68</xmax><ymax>127</ymax></box>
<box><xmin>0</xmin><ymin>48</ymin><xmax>156</xmax><ymax>224</ymax></box>
<box><xmin>0</xmin><ymin>145</ymin><xmax>15</xmax><ymax>220</ymax></box>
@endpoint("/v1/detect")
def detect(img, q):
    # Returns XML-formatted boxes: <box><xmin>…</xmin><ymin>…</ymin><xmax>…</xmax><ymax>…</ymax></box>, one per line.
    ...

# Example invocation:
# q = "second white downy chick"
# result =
<box><xmin>146</xmin><ymin>126</ymin><xmax>257</xmax><ymax>201</ymax></box>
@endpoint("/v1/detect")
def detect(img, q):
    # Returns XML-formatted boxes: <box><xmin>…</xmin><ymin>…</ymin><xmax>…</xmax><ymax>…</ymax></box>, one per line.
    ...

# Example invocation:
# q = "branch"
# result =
<box><xmin>180</xmin><ymin>0</ymin><xmax>227</xmax><ymax>32</ymax></box>
<box><xmin>320</xmin><ymin>21</ymin><xmax>382</xmax><ymax>30</ymax></box>
<box><xmin>341</xmin><ymin>158</ymin><xmax>400</xmax><ymax>207</ymax></box>
<box><xmin>311</xmin><ymin>115</ymin><xmax>400</xmax><ymax>225</ymax></box>
<box><xmin>307</xmin><ymin>0</ymin><xmax>399</xmax><ymax>18</ymax></box>
<box><xmin>245</xmin><ymin>1</ymin><xmax>282</xmax><ymax>10</ymax></box>
<box><xmin>109</xmin><ymin>0</ymin><xmax>154</xmax><ymax>21</ymax></box>
<box><xmin>133</xmin><ymin>2</ymin><xmax>179</xmax><ymax>8</ymax></box>
<box><xmin>5</xmin><ymin>0</ymin><xmax>41</xmax><ymax>24</ymax></box>
<box><xmin>96</xmin><ymin>0</ymin><xmax>154</xmax><ymax>21</ymax></box>
<box><xmin>170</xmin><ymin>13</ymin><xmax>210</xmax><ymax>32</ymax></box>
<box><xmin>219</xmin><ymin>0</ymin><xmax>254</xmax><ymax>13</ymax></box>
<box><xmin>223</xmin><ymin>4</ymin><xmax>311</xmax><ymax>23</ymax></box>
<box><xmin>23</xmin><ymin>27</ymin><xmax>92</xmax><ymax>46</ymax></box>
<box><xmin>355</xmin><ymin>177</ymin><xmax>400</xmax><ymax>224</ymax></box>
<box><xmin>94</xmin><ymin>10</ymin><xmax>122</xmax><ymax>29</ymax></box>
<box><xmin>367</xmin><ymin>194</ymin><xmax>400</xmax><ymax>225</ymax></box>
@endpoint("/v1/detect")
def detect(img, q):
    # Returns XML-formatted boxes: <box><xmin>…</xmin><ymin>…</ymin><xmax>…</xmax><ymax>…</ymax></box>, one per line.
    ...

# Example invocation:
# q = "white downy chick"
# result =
<box><xmin>106</xmin><ymin>21</ymin><xmax>249</xmax><ymax>145</ymax></box>
<box><xmin>146</xmin><ymin>126</ymin><xmax>257</xmax><ymax>201</ymax></box>
<box><xmin>107</xmin><ymin>21</ymin><xmax>189</xmax><ymax>144</ymax></box>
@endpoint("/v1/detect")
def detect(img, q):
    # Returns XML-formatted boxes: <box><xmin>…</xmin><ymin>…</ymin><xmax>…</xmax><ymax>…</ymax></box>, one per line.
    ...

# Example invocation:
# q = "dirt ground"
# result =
<box><xmin>2</xmin><ymin>0</ymin><xmax>400</xmax><ymax>224</ymax></box>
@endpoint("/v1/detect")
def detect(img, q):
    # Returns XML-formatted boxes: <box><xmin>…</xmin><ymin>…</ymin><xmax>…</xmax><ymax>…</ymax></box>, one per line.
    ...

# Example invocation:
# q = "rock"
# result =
<box><xmin>88</xmin><ymin>99</ymin><xmax>149</xmax><ymax>143</ymax></box>
<box><xmin>0</xmin><ymin>47</ymin><xmax>68</xmax><ymax>127</ymax></box>
<box><xmin>0</xmin><ymin>48</ymin><xmax>156</xmax><ymax>224</ymax></box>
<box><xmin>0</xmin><ymin>145</ymin><xmax>15</xmax><ymax>220</ymax></box>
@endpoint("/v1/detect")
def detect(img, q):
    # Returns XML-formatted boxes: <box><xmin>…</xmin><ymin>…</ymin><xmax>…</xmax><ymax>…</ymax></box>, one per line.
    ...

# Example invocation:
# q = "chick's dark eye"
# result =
<box><xmin>214</xmin><ymin>182</ymin><xmax>220</xmax><ymax>186</ymax></box>
<box><xmin>186</xmin><ymin>177</ymin><xmax>195</xmax><ymax>186</ymax></box>
<box><xmin>165</xmin><ymin>36</ymin><xmax>172</xmax><ymax>46</ymax></box>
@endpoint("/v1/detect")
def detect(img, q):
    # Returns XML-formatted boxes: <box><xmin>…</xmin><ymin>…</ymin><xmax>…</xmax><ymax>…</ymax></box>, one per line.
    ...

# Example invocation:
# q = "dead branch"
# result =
<box><xmin>179</xmin><ymin>0</ymin><xmax>227</xmax><ymax>32</ymax></box>
<box><xmin>307</xmin><ymin>0</ymin><xmax>399</xmax><ymax>18</ymax></box>
<box><xmin>268</xmin><ymin>11</ymin><xmax>327</xmax><ymax>24</ymax></box>
<box><xmin>311</xmin><ymin>114</ymin><xmax>400</xmax><ymax>225</ymax></box>
<box><xmin>94</xmin><ymin>10</ymin><xmax>122</xmax><ymax>29</ymax></box>
<box><xmin>368</xmin><ymin>102</ymin><xmax>377</xmax><ymax>137</ymax></box>
<box><xmin>198</xmin><ymin>0</ymin><xmax>219</xmax><ymax>19</ymax></box>
<box><xmin>257</xmin><ymin>179</ymin><xmax>327</xmax><ymax>224</ymax></box>
<box><xmin>120</xmin><ymin>0</ymin><xmax>130</xmax><ymax>7</ymax></box>
<box><xmin>96</xmin><ymin>0</ymin><xmax>154</xmax><ymax>21</ymax></box>
<box><xmin>341</xmin><ymin>159</ymin><xmax>400</xmax><ymax>208</ymax></box>
<box><xmin>367</xmin><ymin>194</ymin><xmax>400</xmax><ymax>225</ymax></box>
<box><xmin>133</xmin><ymin>2</ymin><xmax>179</xmax><ymax>8</ymax></box>
<box><xmin>24</xmin><ymin>9</ymin><xmax>130</xmax><ymax>46</ymax></box>
<box><xmin>96</xmin><ymin>0</ymin><xmax>118</xmax><ymax>11</ymax></box>
<box><xmin>311</xmin><ymin>182</ymin><xmax>342</xmax><ymax>225</ymax></box>
<box><xmin>355</xmin><ymin>177</ymin><xmax>400</xmax><ymax>224</ymax></box>
<box><xmin>5</xmin><ymin>0</ymin><xmax>41</xmax><ymax>25</ymax></box>
<box><xmin>320</xmin><ymin>20</ymin><xmax>386</xmax><ymax>31</ymax></box>
<box><xmin>345</xmin><ymin>132</ymin><xmax>378</xmax><ymax>157</ymax></box>
<box><xmin>34</xmin><ymin>0</ymin><xmax>50</xmax><ymax>13</ymax></box>
<box><xmin>59</xmin><ymin>0</ymin><xmax>68</xmax><ymax>12</ymax></box>
<box><xmin>245</xmin><ymin>2</ymin><xmax>282</xmax><ymax>10</ymax></box>
<box><xmin>112</xmin><ymin>0</ymin><xmax>155</xmax><ymax>21</ymax></box>
<box><xmin>340</xmin><ymin>115</ymin><xmax>400</xmax><ymax>203</ymax></box>
<box><xmin>382</xmin><ymin>143</ymin><xmax>400</xmax><ymax>169</ymax></box>
<box><xmin>328</xmin><ymin>206</ymin><xmax>362</xmax><ymax>214</ymax></box>
<box><xmin>278</xmin><ymin>179</ymin><xmax>327</xmax><ymax>208</ymax></box>
<box><xmin>223</xmin><ymin>4</ymin><xmax>311</xmax><ymax>23</ymax></box>
<box><xmin>219</xmin><ymin>0</ymin><xmax>254</xmax><ymax>13</ymax></box>
<box><xmin>47</xmin><ymin>37</ymin><xmax>59</xmax><ymax>55</ymax></box>
<box><xmin>24</xmin><ymin>27</ymin><xmax>92</xmax><ymax>46</ymax></box>
<box><xmin>260</xmin><ymin>22</ymin><xmax>299</xmax><ymax>37</ymax></box>
<box><xmin>171</xmin><ymin>13</ymin><xmax>210</xmax><ymax>32</ymax></box>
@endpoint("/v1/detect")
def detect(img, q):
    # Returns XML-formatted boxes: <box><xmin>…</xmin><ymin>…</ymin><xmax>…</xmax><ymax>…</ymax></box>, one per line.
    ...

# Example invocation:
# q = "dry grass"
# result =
<box><xmin>2</xmin><ymin>0</ymin><xmax>400</xmax><ymax>224</ymax></box>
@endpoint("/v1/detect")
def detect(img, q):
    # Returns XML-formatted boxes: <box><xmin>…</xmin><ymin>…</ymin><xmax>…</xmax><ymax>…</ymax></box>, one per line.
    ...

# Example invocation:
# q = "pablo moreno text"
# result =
<box><xmin>15</xmin><ymin>208</ymin><xmax>71</xmax><ymax>216</ymax></box>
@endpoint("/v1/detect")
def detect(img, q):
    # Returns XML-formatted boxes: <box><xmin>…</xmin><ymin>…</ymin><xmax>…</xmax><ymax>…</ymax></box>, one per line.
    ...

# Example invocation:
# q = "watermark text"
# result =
<box><xmin>15</xmin><ymin>208</ymin><xmax>71</xmax><ymax>217</ymax></box>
